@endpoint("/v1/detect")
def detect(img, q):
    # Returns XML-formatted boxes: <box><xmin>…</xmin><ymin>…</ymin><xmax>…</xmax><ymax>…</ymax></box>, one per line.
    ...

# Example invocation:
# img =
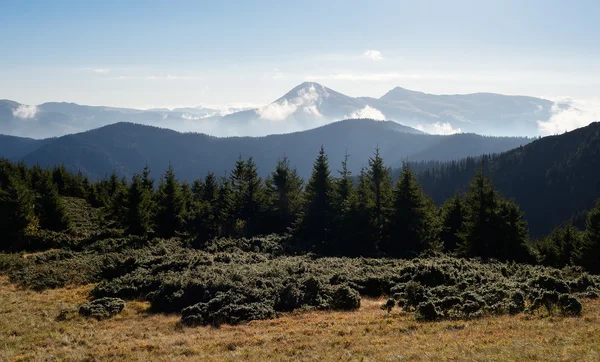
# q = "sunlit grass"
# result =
<box><xmin>1</xmin><ymin>276</ymin><xmax>600</xmax><ymax>361</ymax></box>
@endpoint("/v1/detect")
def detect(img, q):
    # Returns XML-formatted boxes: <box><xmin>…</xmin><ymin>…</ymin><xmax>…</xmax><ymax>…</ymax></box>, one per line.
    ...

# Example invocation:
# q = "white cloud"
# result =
<box><xmin>255</xmin><ymin>83</ymin><xmax>326</xmax><ymax>121</ymax></box>
<box><xmin>92</xmin><ymin>68</ymin><xmax>110</xmax><ymax>74</ymax></box>
<box><xmin>537</xmin><ymin>97</ymin><xmax>600</xmax><ymax>136</ymax></box>
<box><xmin>12</xmin><ymin>104</ymin><xmax>38</xmax><ymax>119</ymax></box>
<box><xmin>416</xmin><ymin>122</ymin><xmax>462</xmax><ymax>135</ymax></box>
<box><xmin>364</xmin><ymin>49</ymin><xmax>383</xmax><ymax>61</ymax></box>
<box><xmin>346</xmin><ymin>105</ymin><xmax>386</xmax><ymax>120</ymax></box>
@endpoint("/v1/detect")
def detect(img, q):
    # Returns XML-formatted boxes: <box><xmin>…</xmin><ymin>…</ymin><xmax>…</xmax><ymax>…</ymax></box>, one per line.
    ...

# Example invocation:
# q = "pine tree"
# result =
<box><xmin>0</xmin><ymin>175</ymin><xmax>38</xmax><ymax>250</ymax></box>
<box><xmin>440</xmin><ymin>193</ymin><xmax>464</xmax><ymax>252</ymax></box>
<box><xmin>107</xmin><ymin>177</ymin><xmax>129</xmax><ymax>228</ymax></box>
<box><xmin>155</xmin><ymin>165</ymin><xmax>185</xmax><ymax>237</ymax></box>
<box><xmin>331</xmin><ymin>152</ymin><xmax>359</xmax><ymax>255</ymax></box>
<box><xmin>126</xmin><ymin>174</ymin><xmax>154</xmax><ymax>236</ymax></box>
<box><xmin>52</xmin><ymin>165</ymin><xmax>69</xmax><ymax>195</ymax></box>
<box><xmin>458</xmin><ymin>166</ymin><xmax>529</xmax><ymax>261</ymax></box>
<box><xmin>384</xmin><ymin>162</ymin><xmax>439</xmax><ymax>257</ymax></box>
<box><xmin>367</xmin><ymin>148</ymin><xmax>393</xmax><ymax>243</ymax></box>
<box><xmin>458</xmin><ymin>167</ymin><xmax>496</xmax><ymax>258</ymax></box>
<box><xmin>214</xmin><ymin>175</ymin><xmax>233</xmax><ymax>236</ymax></box>
<box><xmin>296</xmin><ymin>146</ymin><xmax>335</xmax><ymax>253</ymax></box>
<box><xmin>36</xmin><ymin>173</ymin><xmax>71</xmax><ymax>231</ymax></box>
<box><xmin>202</xmin><ymin>172</ymin><xmax>218</xmax><ymax>203</ymax></box>
<box><xmin>266</xmin><ymin>156</ymin><xmax>304</xmax><ymax>234</ymax></box>
<box><xmin>574</xmin><ymin>200</ymin><xmax>600</xmax><ymax>273</ymax></box>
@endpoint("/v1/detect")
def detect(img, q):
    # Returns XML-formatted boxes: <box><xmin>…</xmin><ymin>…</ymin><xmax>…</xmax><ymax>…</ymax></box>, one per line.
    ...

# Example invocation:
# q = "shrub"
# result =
<box><xmin>381</xmin><ymin>298</ymin><xmax>395</xmax><ymax>313</ymax></box>
<box><xmin>79</xmin><ymin>297</ymin><xmax>125</xmax><ymax>320</ymax></box>
<box><xmin>331</xmin><ymin>285</ymin><xmax>361</xmax><ymax>310</ymax></box>
<box><xmin>415</xmin><ymin>301</ymin><xmax>439</xmax><ymax>321</ymax></box>
<box><xmin>558</xmin><ymin>294</ymin><xmax>582</xmax><ymax>316</ymax></box>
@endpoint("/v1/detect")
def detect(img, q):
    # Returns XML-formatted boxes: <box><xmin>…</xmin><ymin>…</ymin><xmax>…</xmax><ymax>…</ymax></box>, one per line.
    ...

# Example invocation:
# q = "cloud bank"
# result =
<box><xmin>12</xmin><ymin>104</ymin><xmax>38</xmax><ymax>119</ymax></box>
<box><xmin>537</xmin><ymin>98</ymin><xmax>600</xmax><ymax>136</ymax></box>
<box><xmin>416</xmin><ymin>122</ymin><xmax>462</xmax><ymax>135</ymax></box>
<box><xmin>346</xmin><ymin>105</ymin><xmax>386</xmax><ymax>120</ymax></box>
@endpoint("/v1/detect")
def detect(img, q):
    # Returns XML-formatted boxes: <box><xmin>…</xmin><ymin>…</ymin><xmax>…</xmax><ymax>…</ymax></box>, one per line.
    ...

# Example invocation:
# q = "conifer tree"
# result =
<box><xmin>367</xmin><ymin>148</ymin><xmax>393</xmax><ymax>242</ymax></box>
<box><xmin>214</xmin><ymin>175</ymin><xmax>233</xmax><ymax>236</ymax></box>
<box><xmin>0</xmin><ymin>176</ymin><xmax>37</xmax><ymax>250</ymax></box>
<box><xmin>574</xmin><ymin>200</ymin><xmax>600</xmax><ymax>273</ymax></box>
<box><xmin>384</xmin><ymin>163</ymin><xmax>439</xmax><ymax>257</ymax></box>
<box><xmin>458</xmin><ymin>166</ymin><xmax>529</xmax><ymax>261</ymax></box>
<box><xmin>52</xmin><ymin>165</ymin><xmax>69</xmax><ymax>195</ymax></box>
<box><xmin>296</xmin><ymin>146</ymin><xmax>335</xmax><ymax>253</ymax></box>
<box><xmin>107</xmin><ymin>177</ymin><xmax>129</xmax><ymax>228</ymax></box>
<box><xmin>36</xmin><ymin>173</ymin><xmax>71</xmax><ymax>231</ymax></box>
<box><xmin>155</xmin><ymin>165</ymin><xmax>185</xmax><ymax>237</ymax></box>
<box><xmin>440</xmin><ymin>193</ymin><xmax>464</xmax><ymax>252</ymax></box>
<box><xmin>266</xmin><ymin>156</ymin><xmax>304</xmax><ymax>234</ymax></box>
<box><xmin>202</xmin><ymin>172</ymin><xmax>218</xmax><ymax>203</ymax></box>
<box><xmin>126</xmin><ymin>174</ymin><xmax>154</xmax><ymax>236</ymax></box>
<box><xmin>331</xmin><ymin>152</ymin><xmax>357</xmax><ymax>254</ymax></box>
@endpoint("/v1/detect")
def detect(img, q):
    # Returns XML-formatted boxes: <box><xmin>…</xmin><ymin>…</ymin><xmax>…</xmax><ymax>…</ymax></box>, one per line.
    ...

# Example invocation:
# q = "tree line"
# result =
<box><xmin>1</xmin><ymin>147</ymin><xmax>600</xmax><ymax>272</ymax></box>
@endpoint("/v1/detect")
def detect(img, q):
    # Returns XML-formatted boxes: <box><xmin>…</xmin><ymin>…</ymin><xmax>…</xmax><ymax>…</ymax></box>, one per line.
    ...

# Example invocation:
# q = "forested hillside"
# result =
<box><xmin>0</xmin><ymin>119</ymin><xmax>530</xmax><ymax>180</ymax></box>
<box><xmin>405</xmin><ymin>122</ymin><xmax>600</xmax><ymax>236</ymax></box>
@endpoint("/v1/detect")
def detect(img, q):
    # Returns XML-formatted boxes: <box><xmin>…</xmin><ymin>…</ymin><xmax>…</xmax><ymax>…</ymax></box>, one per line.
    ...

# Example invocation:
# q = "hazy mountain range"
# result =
<box><xmin>1</xmin><ymin>82</ymin><xmax>559</xmax><ymax>139</ymax></box>
<box><xmin>0</xmin><ymin>119</ymin><xmax>530</xmax><ymax>181</ymax></box>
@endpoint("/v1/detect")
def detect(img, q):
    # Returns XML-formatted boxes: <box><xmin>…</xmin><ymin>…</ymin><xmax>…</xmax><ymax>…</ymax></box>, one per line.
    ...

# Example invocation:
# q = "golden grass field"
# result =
<box><xmin>1</xmin><ymin>276</ymin><xmax>600</xmax><ymax>362</ymax></box>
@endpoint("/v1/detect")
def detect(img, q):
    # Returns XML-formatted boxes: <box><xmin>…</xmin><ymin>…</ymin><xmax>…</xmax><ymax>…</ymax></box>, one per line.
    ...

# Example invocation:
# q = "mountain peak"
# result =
<box><xmin>379</xmin><ymin>86</ymin><xmax>424</xmax><ymax>101</ymax></box>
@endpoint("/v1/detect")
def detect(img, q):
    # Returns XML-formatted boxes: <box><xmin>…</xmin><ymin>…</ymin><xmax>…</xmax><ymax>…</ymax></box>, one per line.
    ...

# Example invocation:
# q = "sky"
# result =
<box><xmin>1</xmin><ymin>0</ymin><xmax>599</xmax><ymax>110</ymax></box>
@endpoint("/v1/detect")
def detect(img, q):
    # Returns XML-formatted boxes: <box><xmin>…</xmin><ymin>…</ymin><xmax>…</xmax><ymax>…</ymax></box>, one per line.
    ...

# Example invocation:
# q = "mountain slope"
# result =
<box><xmin>15</xmin><ymin>119</ymin><xmax>530</xmax><ymax>181</ymax></box>
<box><xmin>1</xmin><ymin>82</ymin><xmax>561</xmax><ymax>139</ymax></box>
<box><xmin>411</xmin><ymin>122</ymin><xmax>600</xmax><ymax>236</ymax></box>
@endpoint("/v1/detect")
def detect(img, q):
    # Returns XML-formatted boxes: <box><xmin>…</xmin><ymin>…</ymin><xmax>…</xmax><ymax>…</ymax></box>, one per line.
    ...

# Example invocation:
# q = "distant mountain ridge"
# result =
<box><xmin>0</xmin><ymin>82</ymin><xmax>557</xmax><ymax>139</ymax></box>
<box><xmin>408</xmin><ymin>122</ymin><xmax>600</xmax><ymax>236</ymax></box>
<box><xmin>0</xmin><ymin>119</ymin><xmax>530</xmax><ymax>181</ymax></box>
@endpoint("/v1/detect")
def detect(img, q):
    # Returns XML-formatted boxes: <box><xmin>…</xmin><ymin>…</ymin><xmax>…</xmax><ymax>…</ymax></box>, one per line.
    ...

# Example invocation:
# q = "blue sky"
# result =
<box><xmin>1</xmin><ymin>0</ymin><xmax>599</xmax><ymax>108</ymax></box>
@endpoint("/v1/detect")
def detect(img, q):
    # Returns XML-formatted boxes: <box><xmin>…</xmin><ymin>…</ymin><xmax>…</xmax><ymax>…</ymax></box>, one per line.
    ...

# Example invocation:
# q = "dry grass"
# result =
<box><xmin>1</xmin><ymin>276</ymin><xmax>600</xmax><ymax>361</ymax></box>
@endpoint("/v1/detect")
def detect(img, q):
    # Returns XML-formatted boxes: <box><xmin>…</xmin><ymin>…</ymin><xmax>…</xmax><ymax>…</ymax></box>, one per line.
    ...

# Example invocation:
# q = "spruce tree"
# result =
<box><xmin>296</xmin><ymin>146</ymin><xmax>335</xmax><ymax>253</ymax></box>
<box><xmin>459</xmin><ymin>166</ymin><xmax>529</xmax><ymax>261</ymax></box>
<box><xmin>202</xmin><ymin>172</ymin><xmax>218</xmax><ymax>203</ymax></box>
<box><xmin>126</xmin><ymin>174</ymin><xmax>154</xmax><ymax>236</ymax></box>
<box><xmin>458</xmin><ymin>167</ymin><xmax>496</xmax><ymax>258</ymax></box>
<box><xmin>440</xmin><ymin>193</ymin><xmax>464</xmax><ymax>252</ymax></box>
<box><xmin>107</xmin><ymin>177</ymin><xmax>129</xmax><ymax>228</ymax></box>
<box><xmin>574</xmin><ymin>200</ymin><xmax>600</xmax><ymax>273</ymax></box>
<box><xmin>384</xmin><ymin>163</ymin><xmax>439</xmax><ymax>257</ymax></box>
<box><xmin>155</xmin><ymin>165</ymin><xmax>185</xmax><ymax>237</ymax></box>
<box><xmin>0</xmin><ymin>176</ymin><xmax>37</xmax><ymax>250</ymax></box>
<box><xmin>330</xmin><ymin>152</ymin><xmax>355</xmax><ymax>254</ymax></box>
<box><xmin>36</xmin><ymin>173</ymin><xmax>71</xmax><ymax>231</ymax></box>
<box><xmin>266</xmin><ymin>156</ymin><xmax>304</xmax><ymax>234</ymax></box>
<box><xmin>367</xmin><ymin>148</ymin><xmax>393</xmax><ymax>243</ymax></box>
<box><xmin>52</xmin><ymin>165</ymin><xmax>69</xmax><ymax>195</ymax></box>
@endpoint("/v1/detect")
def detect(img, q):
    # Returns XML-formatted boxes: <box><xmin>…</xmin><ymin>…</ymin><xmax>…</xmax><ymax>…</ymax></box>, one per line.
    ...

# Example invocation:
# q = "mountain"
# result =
<box><xmin>0</xmin><ymin>135</ymin><xmax>53</xmax><ymax>160</ymax></box>
<box><xmin>2</xmin><ymin>119</ymin><xmax>530</xmax><ymax>181</ymax></box>
<box><xmin>409</xmin><ymin>122</ymin><xmax>600</xmax><ymax>236</ymax></box>
<box><xmin>0</xmin><ymin>82</ymin><xmax>562</xmax><ymax>139</ymax></box>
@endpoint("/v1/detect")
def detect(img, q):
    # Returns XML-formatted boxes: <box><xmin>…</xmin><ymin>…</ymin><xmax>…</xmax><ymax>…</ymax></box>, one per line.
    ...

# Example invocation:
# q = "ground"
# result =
<box><xmin>1</xmin><ymin>276</ymin><xmax>600</xmax><ymax>361</ymax></box>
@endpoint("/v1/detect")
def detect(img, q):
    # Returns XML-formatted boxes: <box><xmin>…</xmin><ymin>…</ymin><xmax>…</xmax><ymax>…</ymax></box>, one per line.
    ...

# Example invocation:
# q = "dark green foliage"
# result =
<box><xmin>573</xmin><ymin>200</ymin><xmax>600</xmax><ymax>273</ymax></box>
<box><xmin>181</xmin><ymin>291</ymin><xmax>276</xmax><ymax>327</ymax></box>
<box><xmin>296</xmin><ymin>147</ymin><xmax>335</xmax><ymax>252</ymax></box>
<box><xmin>383</xmin><ymin>163</ymin><xmax>439</xmax><ymax>257</ymax></box>
<box><xmin>458</xmin><ymin>167</ymin><xmax>530</xmax><ymax>262</ymax></box>
<box><xmin>0</xmin><ymin>175</ymin><xmax>37</xmax><ymax>250</ymax></box>
<box><xmin>440</xmin><ymin>193</ymin><xmax>464</xmax><ymax>252</ymax></box>
<box><xmin>155</xmin><ymin>165</ymin><xmax>185</xmax><ymax>237</ymax></box>
<box><xmin>415</xmin><ymin>301</ymin><xmax>440</xmax><ymax>321</ymax></box>
<box><xmin>79</xmin><ymin>297</ymin><xmax>125</xmax><ymax>320</ymax></box>
<box><xmin>381</xmin><ymin>298</ymin><xmax>395</xmax><ymax>313</ymax></box>
<box><xmin>331</xmin><ymin>285</ymin><xmax>361</xmax><ymax>310</ymax></box>
<box><xmin>35</xmin><ymin>173</ymin><xmax>71</xmax><ymax>232</ymax></box>
<box><xmin>126</xmin><ymin>173</ymin><xmax>155</xmax><ymax>236</ymax></box>
<box><xmin>265</xmin><ymin>157</ymin><xmax>303</xmax><ymax>234</ymax></box>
